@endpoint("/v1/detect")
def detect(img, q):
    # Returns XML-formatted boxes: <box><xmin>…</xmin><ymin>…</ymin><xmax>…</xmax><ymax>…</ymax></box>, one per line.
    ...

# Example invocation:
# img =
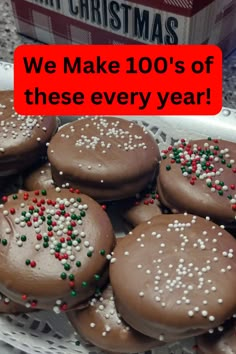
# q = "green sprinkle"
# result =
<box><xmin>214</xmin><ymin>146</ymin><xmax>219</xmax><ymax>150</ymax></box>
<box><xmin>21</xmin><ymin>211</ymin><xmax>26</xmax><ymax>216</ymax></box>
<box><xmin>219</xmin><ymin>181</ymin><xmax>224</xmax><ymax>186</ymax></box>
<box><xmin>77</xmin><ymin>197</ymin><xmax>81</xmax><ymax>202</ymax></box>
<box><xmin>67</xmin><ymin>240</ymin><xmax>72</xmax><ymax>246</ymax></box>
<box><xmin>221</xmin><ymin>159</ymin><xmax>226</xmax><ymax>164</ymax></box>
<box><xmin>41</xmin><ymin>190</ymin><xmax>47</xmax><ymax>196</ymax></box>
<box><xmin>80</xmin><ymin>211</ymin><xmax>86</xmax><ymax>217</ymax></box>
<box><xmin>75</xmin><ymin>341</ymin><xmax>80</xmax><ymax>346</ymax></box>
<box><xmin>227</xmin><ymin>163</ymin><xmax>232</xmax><ymax>168</ymax></box>
<box><xmin>12</xmin><ymin>195</ymin><xmax>18</xmax><ymax>200</ymax></box>
<box><xmin>87</xmin><ymin>251</ymin><xmax>93</xmax><ymax>257</ymax></box>
<box><xmin>218</xmin><ymin>190</ymin><xmax>223</xmax><ymax>196</ymax></box>
<box><xmin>21</xmin><ymin>235</ymin><xmax>27</xmax><ymax>242</ymax></box>
<box><xmin>207</xmin><ymin>137</ymin><xmax>212</xmax><ymax>140</ymax></box>
<box><xmin>166</xmin><ymin>165</ymin><xmax>171</xmax><ymax>171</ymax></box>
<box><xmin>94</xmin><ymin>274</ymin><xmax>100</xmax><ymax>281</ymax></box>
<box><xmin>47</xmin><ymin>226</ymin><xmax>53</xmax><ymax>231</ymax></box>
<box><xmin>43</xmin><ymin>242</ymin><xmax>49</xmax><ymax>248</ymax></box>
<box><xmin>44</xmin><ymin>236</ymin><xmax>49</xmax><ymax>242</ymax></box>
<box><xmin>228</xmin><ymin>195</ymin><xmax>233</xmax><ymax>200</ymax></box>
<box><xmin>69</xmin><ymin>274</ymin><xmax>75</xmax><ymax>281</ymax></box>
<box><xmin>64</xmin><ymin>263</ymin><xmax>71</xmax><ymax>271</ymax></box>
<box><xmin>162</xmin><ymin>155</ymin><xmax>167</xmax><ymax>159</ymax></box>
<box><xmin>60</xmin><ymin>272</ymin><xmax>67</xmax><ymax>280</ymax></box>
<box><xmin>71</xmin><ymin>290</ymin><xmax>77</xmax><ymax>297</ymax></box>
<box><xmin>100</xmin><ymin>249</ymin><xmax>106</xmax><ymax>256</ymax></box>
<box><xmin>207</xmin><ymin>182</ymin><xmax>212</xmax><ymax>187</ymax></box>
<box><xmin>76</xmin><ymin>261</ymin><xmax>81</xmax><ymax>267</ymax></box>
<box><xmin>71</xmin><ymin>214</ymin><xmax>77</xmax><ymax>220</ymax></box>
<box><xmin>71</xmin><ymin>234</ymin><xmax>76</xmax><ymax>240</ymax></box>
<box><xmin>82</xmin><ymin>281</ymin><xmax>87</xmax><ymax>287</ymax></box>
<box><xmin>95</xmin><ymin>287</ymin><xmax>101</xmax><ymax>295</ymax></box>
<box><xmin>76</xmin><ymin>238</ymin><xmax>81</xmax><ymax>244</ymax></box>
<box><xmin>41</xmin><ymin>216</ymin><xmax>46</xmax><ymax>221</ymax></box>
<box><xmin>25</xmin><ymin>259</ymin><xmax>30</xmax><ymax>266</ymax></box>
<box><xmin>2</xmin><ymin>239</ymin><xmax>7</xmax><ymax>246</ymax></box>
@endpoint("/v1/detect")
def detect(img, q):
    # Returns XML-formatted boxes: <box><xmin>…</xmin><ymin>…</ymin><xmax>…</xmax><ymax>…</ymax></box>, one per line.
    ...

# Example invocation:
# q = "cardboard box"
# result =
<box><xmin>11</xmin><ymin>0</ymin><xmax>236</xmax><ymax>56</ymax></box>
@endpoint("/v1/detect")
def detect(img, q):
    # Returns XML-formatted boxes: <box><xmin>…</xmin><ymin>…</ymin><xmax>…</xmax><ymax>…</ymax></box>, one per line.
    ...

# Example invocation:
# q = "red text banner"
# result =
<box><xmin>14</xmin><ymin>44</ymin><xmax>222</xmax><ymax>116</ymax></box>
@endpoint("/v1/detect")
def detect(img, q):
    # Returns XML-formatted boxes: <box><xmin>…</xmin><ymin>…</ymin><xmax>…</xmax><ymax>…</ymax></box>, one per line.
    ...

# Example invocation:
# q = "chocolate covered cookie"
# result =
<box><xmin>157</xmin><ymin>139</ymin><xmax>236</xmax><ymax>224</ymax></box>
<box><xmin>197</xmin><ymin>318</ymin><xmax>236</xmax><ymax>354</ymax></box>
<box><xmin>0</xmin><ymin>91</ymin><xmax>58</xmax><ymax>176</ymax></box>
<box><xmin>122</xmin><ymin>189</ymin><xmax>169</xmax><ymax>227</ymax></box>
<box><xmin>67</xmin><ymin>285</ymin><xmax>162</xmax><ymax>353</ymax></box>
<box><xmin>48</xmin><ymin>117</ymin><xmax>160</xmax><ymax>201</ymax></box>
<box><xmin>0</xmin><ymin>188</ymin><xmax>115</xmax><ymax>312</ymax></box>
<box><xmin>23</xmin><ymin>162</ymin><xmax>54</xmax><ymax>190</ymax></box>
<box><xmin>109</xmin><ymin>214</ymin><xmax>236</xmax><ymax>342</ymax></box>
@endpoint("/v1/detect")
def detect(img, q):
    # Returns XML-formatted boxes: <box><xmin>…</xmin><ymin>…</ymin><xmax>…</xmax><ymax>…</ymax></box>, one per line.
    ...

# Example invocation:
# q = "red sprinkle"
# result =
<box><xmin>10</xmin><ymin>208</ymin><xmax>15</xmax><ymax>215</ymax></box>
<box><xmin>61</xmin><ymin>303</ymin><xmax>68</xmax><ymax>311</ymax></box>
<box><xmin>22</xmin><ymin>294</ymin><xmax>27</xmax><ymax>301</ymax></box>
<box><xmin>31</xmin><ymin>300</ymin><xmax>38</xmax><ymax>308</ymax></box>
<box><xmin>30</xmin><ymin>261</ymin><xmax>36</xmax><ymax>268</ymax></box>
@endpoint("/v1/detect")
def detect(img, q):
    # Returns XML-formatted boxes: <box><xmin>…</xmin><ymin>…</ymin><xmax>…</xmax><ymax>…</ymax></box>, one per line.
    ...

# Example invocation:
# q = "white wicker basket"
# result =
<box><xmin>0</xmin><ymin>61</ymin><xmax>236</xmax><ymax>354</ymax></box>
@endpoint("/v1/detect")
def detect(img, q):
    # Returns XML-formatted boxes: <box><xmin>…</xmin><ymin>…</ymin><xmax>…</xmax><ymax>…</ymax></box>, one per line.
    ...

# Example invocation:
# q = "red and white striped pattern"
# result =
<box><xmin>164</xmin><ymin>0</ymin><xmax>193</xmax><ymax>9</ymax></box>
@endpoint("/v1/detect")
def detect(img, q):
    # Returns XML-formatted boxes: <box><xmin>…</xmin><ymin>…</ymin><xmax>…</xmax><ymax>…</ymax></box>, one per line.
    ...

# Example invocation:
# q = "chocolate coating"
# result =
<box><xmin>122</xmin><ymin>190</ymin><xmax>169</xmax><ymax>227</ymax></box>
<box><xmin>23</xmin><ymin>162</ymin><xmax>54</xmax><ymax>190</ymax></box>
<box><xmin>0</xmin><ymin>189</ymin><xmax>115</xmax><ymax>312</ymax></box>
<box><xmin>157</xmin><ymin>139</ymin><xmax>236</xmax><ymax>224</ymax></box>
<box><xmin>197</xmin><ymin>318</ymin><xmax>236</xmax><ymax>354</ymax></box>
<box><xmin>109</xmin><ymin>214</ymin><xmax>236</xmax><ymax>342</ymax></box>
<box><xmin>0</xmin><ymin>292</ymin><xmax>33</xmax><ymax>314</ymax></box>
<box><xmin>67</xmin><ymin>285</ymin><xmax>162</xmax><ymax>353</ymax></box>
<box><xmin>0</xmin><ymin>91</ymin><xmax>58</xmax><ymax>176</ymax></box>
<box><xmin>48</xmin><ymin>117</ymin><xmax>160</xmax><ymax>201</ymax></box>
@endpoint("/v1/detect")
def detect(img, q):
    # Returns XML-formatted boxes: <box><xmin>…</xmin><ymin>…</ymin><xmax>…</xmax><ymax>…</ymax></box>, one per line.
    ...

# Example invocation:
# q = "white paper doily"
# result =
<box><xmin>0</xmin><ymin>61</ymin><xmax>236</xmax><ymax>354</ymax></box>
